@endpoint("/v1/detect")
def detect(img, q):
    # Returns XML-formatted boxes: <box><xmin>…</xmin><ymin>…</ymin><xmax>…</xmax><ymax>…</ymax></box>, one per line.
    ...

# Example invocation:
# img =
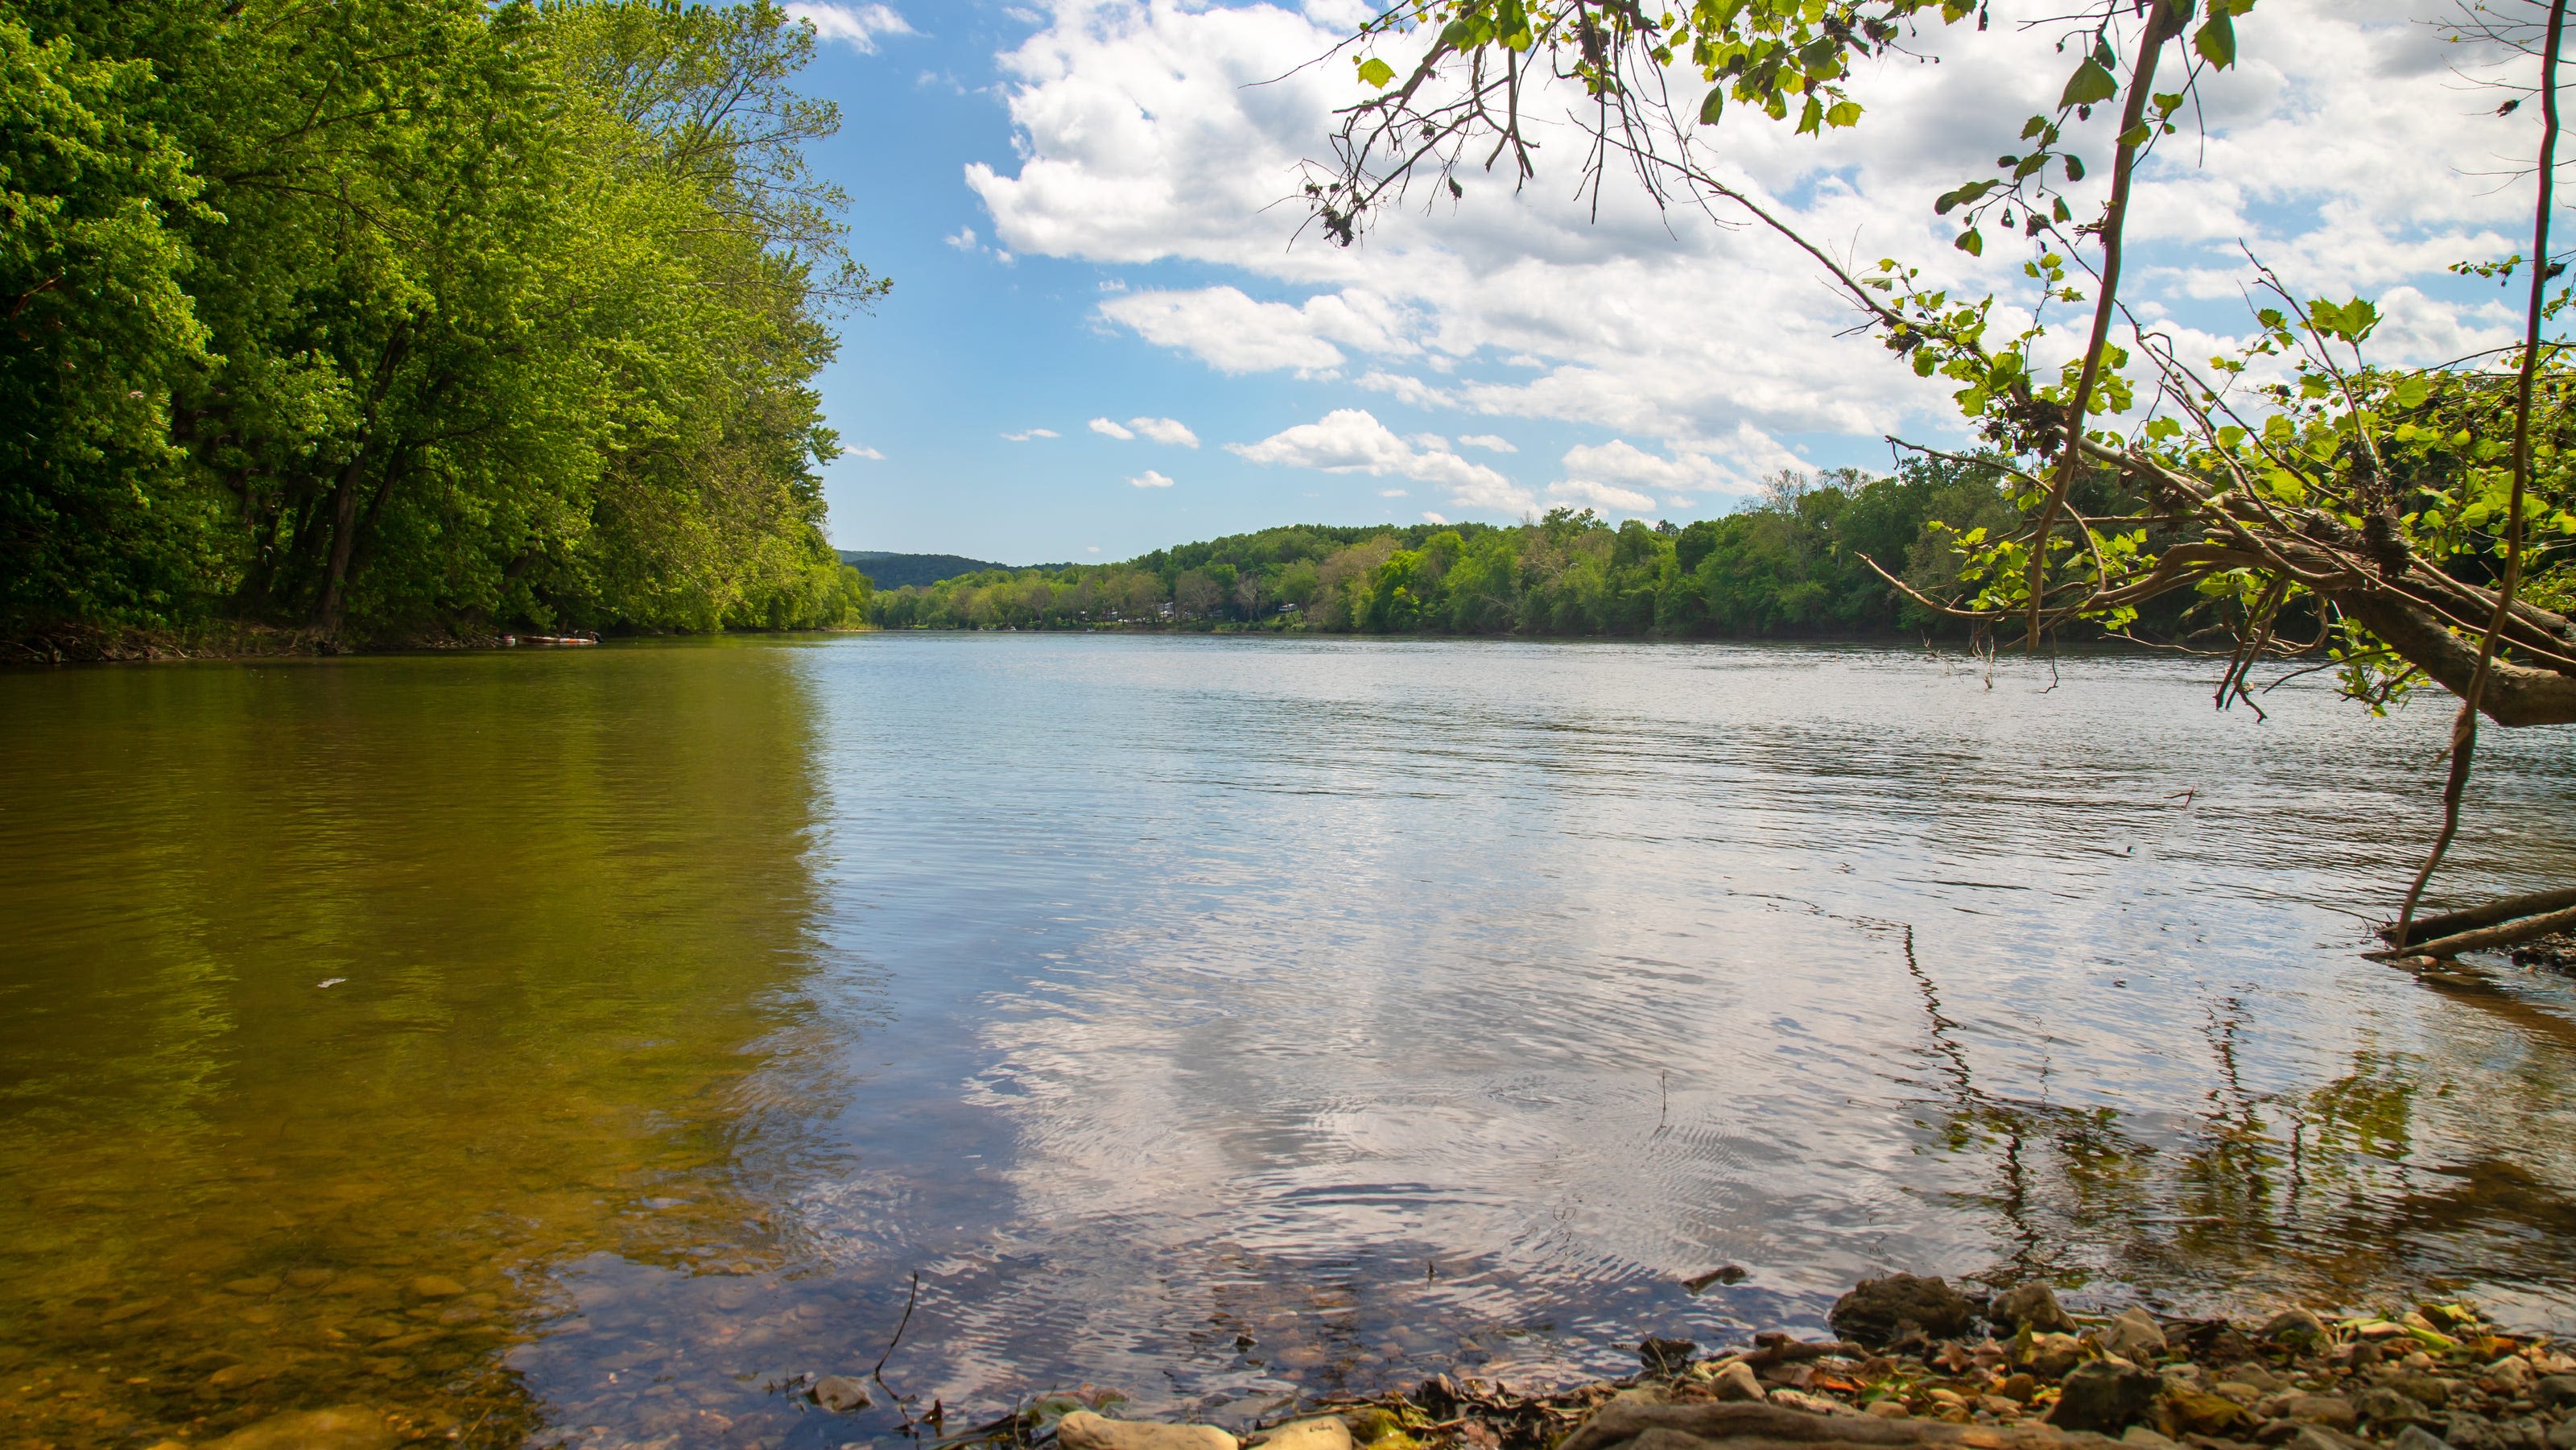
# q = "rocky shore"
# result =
<box><xmin>989</xmin><ymin>1279</ymin><xmax>2576</xmax><ymax>1450</ymax></box>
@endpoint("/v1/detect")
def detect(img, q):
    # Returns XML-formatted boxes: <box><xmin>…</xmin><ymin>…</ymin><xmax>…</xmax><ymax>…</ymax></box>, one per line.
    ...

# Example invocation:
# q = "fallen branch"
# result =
<box><xmin>2370</xmin><ymin>903</ymin><xmax>2576</xmax><ymax>961</ymax></box>
<box><xmin>2380</xmin><ymin>885</ymin><xmax>2576</xmax><ymax>948</ymax></box>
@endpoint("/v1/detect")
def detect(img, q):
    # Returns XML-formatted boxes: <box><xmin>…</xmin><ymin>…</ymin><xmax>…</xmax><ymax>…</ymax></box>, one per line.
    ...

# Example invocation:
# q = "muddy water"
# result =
<box><xmin>2</xmin><ymin>634</ymin><xmax>2574</xmax><ymax>1448</ymax></box>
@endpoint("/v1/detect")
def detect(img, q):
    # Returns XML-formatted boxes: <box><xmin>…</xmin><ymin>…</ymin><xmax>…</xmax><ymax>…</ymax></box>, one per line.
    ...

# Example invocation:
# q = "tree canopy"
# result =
<box><xmin>2</xmin><ymin>0</ymin><xmax>876</xmax><ymax>653</ymax></box>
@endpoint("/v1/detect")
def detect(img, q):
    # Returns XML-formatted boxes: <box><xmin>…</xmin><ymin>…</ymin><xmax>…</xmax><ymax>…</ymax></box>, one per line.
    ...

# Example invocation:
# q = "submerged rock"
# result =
<box><xmin>1828</xmin><ymin>1275</ymin><xmax>1979</xmax><ymax>1347</ymax></box>
<box><xmin>812</xmin><ymin>1374</ymin><xmax>873</xmax><ymax>1412</ymax></box>
<box><xmin>204</xmin><ymin>1407</ymin><xmax>396</xmax><ymax>1450</ymax></box>
<box><xmin>1059</xmin><ymin>1411</ymin><xmax>1237</xmax><ymax>1450</ymax></box>
<box><xmin>1640</xmin><ymin>1338</ymin><xmax>1699</xmax><ymax>1375</ymax></box>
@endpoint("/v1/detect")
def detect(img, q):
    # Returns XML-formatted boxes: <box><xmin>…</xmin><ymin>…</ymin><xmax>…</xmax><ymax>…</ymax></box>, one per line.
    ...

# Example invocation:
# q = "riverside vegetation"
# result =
<box><xmin>1</xmin><ymin>0</ymin><xmax>875</xmax><ymax>659</ymax></box>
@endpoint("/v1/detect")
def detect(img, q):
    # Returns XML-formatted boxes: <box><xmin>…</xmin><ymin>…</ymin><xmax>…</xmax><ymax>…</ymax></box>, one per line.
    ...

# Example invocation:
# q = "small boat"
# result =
<box><xmin>521</xmin><ymin>632</ymin><xmax>599</xmax><ymax>646</ymax></box>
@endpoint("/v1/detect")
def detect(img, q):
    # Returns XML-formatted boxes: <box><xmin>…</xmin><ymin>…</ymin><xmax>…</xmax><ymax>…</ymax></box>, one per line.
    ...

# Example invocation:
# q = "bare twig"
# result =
<box><xmin>2398</xmin><ymin>0</ymin><xmax>2569</xmax><ymax>937</ymax></box>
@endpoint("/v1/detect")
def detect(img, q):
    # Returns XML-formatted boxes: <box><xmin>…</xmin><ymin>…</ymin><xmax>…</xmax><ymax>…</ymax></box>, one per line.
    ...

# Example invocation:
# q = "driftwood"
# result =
<box><xmin>2383</xmin><ymin>886</ymin><xmax>2576</xmax><ymax>948</ymax></box>
<box><xmin>2371</xmin><ymin>901</ymin><xmax>2576</xmax><ymax>961</ymax></box>
<box><xmin>1557</xmin><ymin>1404</ymin><xmax>2123</xmax><ymax>1450</ymax></box>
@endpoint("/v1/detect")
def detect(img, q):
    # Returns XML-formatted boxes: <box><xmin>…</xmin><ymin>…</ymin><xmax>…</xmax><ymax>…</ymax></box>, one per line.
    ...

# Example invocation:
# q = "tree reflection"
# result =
<box><xmin>0</xmin><ymin>644</ymin><xmax>853</xmax><ymax>1446</ymax></box>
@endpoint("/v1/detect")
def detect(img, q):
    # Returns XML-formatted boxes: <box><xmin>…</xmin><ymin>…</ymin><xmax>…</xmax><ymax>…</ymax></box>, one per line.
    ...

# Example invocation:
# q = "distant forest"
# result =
<box><xmin>838</xmin><ymin>551</ymin><xmax>1011</xmax><ymax>591</ymax></box>
<box><xmin>871</xmin><ymin>458</ymin><xmax>2083</xmax><ymax>638</ymax></box>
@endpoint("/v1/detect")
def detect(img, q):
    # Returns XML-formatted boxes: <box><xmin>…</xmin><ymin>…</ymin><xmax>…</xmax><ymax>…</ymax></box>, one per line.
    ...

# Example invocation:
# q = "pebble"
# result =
<box><xmin>2104</xmin><ymin>1307</ymin><xmax>2169</xmax><ymax>1362</ymax></box>
<box><xmin>2362</xmin><ymin>1386</ymin><xmax>2434</xmax><ymax>1426</ymax></box>
<box><xmin>1706</xmin><ymin>1361</ymin><xmax>1762</xmax><ymax>1402</ymax></box>
<box><xmin>2051</xmin><ymin>1361</ymin><xmax>2164</xmax><ymax>1434</ymax></box>
<box><xmin>2173</xmin><ymin>1386</ymin><xmax>2256</xmax><ymax>1436</ymax></box>
<box><xmin>1992</xmin><ymin>1285</ymin><xmax>2078</xmax><ymax>1336</ymax></box>
<box><xmin>2394</xmin><ymin>1426</ymin><xmax>2456</xmax><ymax>1450</ymax></box>
<box><xmin>2264</xmin><ymin>1310</ymin><xmax>2331</xmax><ymax>1346</ymax></box>
<box><xmin>410</xmin><ymin>1274</ymin><xmax>467</xmax><ymax>1299</ymax></box>
<box><xmin>204</xmin><ymin>1407</ymin><xmax>396</xmax><ymax>1450</ymax></box>
<box><xmin>1249</xmin><ymin>1417</ymin><xmax>1352</xmax><ymax>1450</ymax></box>
<box><xmin>2281</xmin><ymin>1393</ymin><xmax>2362</xmax><ymax>1430</ymax></box>
<box><xmin>2537</xmin><ymin>1377</ymin><xmax>2576</xmax><ymax>1411</ymax></box>
<box><xmin>1059</xmin><ymin>1411</ymin><xmax>1237</xmax><ymax>1450</ymax></box>
<box><xmin>2017</xmin><ymin>1332</ymin><xmax>2086</xmax><ymax>1380</ymax></box>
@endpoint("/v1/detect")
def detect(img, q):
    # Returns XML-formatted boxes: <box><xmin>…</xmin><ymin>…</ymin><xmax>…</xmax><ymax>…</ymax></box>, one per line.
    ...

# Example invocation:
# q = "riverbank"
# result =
<box><xmin>926</xmin><ymin>1280</ymin><xmax>2574</xmax><ymax>1450</ymax></box>
<box><xmin>2</xmin><ymin>622</ymin><xmax>873</xmax><ymax>666</ymax></box>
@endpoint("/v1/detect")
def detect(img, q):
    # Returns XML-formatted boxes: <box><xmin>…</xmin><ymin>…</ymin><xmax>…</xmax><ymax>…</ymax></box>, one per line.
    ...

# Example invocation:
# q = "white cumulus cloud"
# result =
<box><xmin>1088</xmin><ymin>418</ymin><xmax>1135</xmax><ymax>440</ymax></box>
<box><xmin>965</xmin><ymin>0</ymin><xmax>2538</xmax><ymax>459</ymax></box>
<box><xmin>1129</xmin><ymin>469</ymin><xmax>1176</xmax><ymax>489</ymax></box>
<box><xmin>1002</xmin><ymin>428</ymin><xmax>1060</xmax><ymax>441</ymax></box>
<box><xmin>784</xmin><ymin>2</ymin><xmax>913</xmax><ymax>52</ymax></box>
<box><xmin>1457</xmin><ymin>434</ymin><xmax>1517</xmax><ymax>453</ymax></box>
<box><xmin>1127</xmin><ymin>416</ymin><xmax>1199</xmax><ymax>447</ymax></box>
<box><xmin>1550</xmin><ymin>479</ymin><xmax>1658</xmax><ymax>514</ymax></box>
<box><xmin>1228</xmin><ymin>408</ymin><xmax>1531</xmax><ymax>514</ymax></box>
<box><xmin>848</xmin><ymin>445</ymin><xmax>886</xmax><ymax>461</ymax></box>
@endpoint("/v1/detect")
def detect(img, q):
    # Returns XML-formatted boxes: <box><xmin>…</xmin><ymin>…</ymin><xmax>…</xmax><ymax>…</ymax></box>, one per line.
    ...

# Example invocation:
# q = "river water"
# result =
<box><xmin>4</xmin><ymin>634</ymin><xmax>2574</xmax><ymax>1448</ymax></box>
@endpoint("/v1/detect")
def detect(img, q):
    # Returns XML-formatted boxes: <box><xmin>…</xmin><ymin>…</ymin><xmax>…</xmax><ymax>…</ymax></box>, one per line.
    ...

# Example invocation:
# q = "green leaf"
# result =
<box><xmin>1955</xmin><ymin>228</ymin><xmax>1984</xmax><ymax>257</ymax></box>
<box><xmin>2390</xmin><ymin>374</ymin><xmax>2432</xmax><ymax>409</ymax></box>
<box><xmin>1826</xmin><ymin>100</ymin><xmax>1862</xmax><ymax>128</ymax></box>
<box><xmin>2063</xmin><ymin>153</ymin><xmax>2085</xmax><ymax>182</ymax></box>
<box><xmin>2060</xmin><ymin>59</ymin><xmax>2119</xmax><ymax>109</ymax></box>
<box><xmin>2117</xmin><ymin>122</ymin><xmax>2153</xmax><ymax>148</ymax></box>
<box><xmin>2194</xmin><ymin>11</ymin><xmax>2237</xmax><ymax>69</ymax></box>
<box><xmin>1356</xmin><ymin>56</ymin><xmax>1397</xmax><ymax>88</ymax></box>
<box><xmin>1699</xmin><ymin>86</ymin><xmax>1727</xmax><ymax>125</ymax></box>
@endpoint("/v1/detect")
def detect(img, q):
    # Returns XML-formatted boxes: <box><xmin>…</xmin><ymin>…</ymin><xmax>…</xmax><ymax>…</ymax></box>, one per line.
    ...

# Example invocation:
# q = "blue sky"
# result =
<box><xmin>791</xmin><ymin>1</ymin><xmax>2538</xmax><ymax>565</ymax></box>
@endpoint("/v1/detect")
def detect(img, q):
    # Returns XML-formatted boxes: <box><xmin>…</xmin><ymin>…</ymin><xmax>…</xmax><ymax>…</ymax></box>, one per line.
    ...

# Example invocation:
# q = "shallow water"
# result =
<box><xmin>4</xmin><ymin>634</ymin><xmax>2575</xmax><ymax>1448</ymax></box>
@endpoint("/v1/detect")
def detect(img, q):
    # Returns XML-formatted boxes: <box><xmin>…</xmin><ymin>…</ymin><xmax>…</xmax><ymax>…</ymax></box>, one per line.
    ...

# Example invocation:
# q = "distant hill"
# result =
<box><xmin>837</xmin><ymin>550</ymin><xmax>1011</xmax><ymax>590</ymax></box>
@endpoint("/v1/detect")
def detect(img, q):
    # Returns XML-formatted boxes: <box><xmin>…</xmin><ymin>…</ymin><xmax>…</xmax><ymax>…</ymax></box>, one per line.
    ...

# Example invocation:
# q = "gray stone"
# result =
<box><xmin>1765</xmin><ymin>1389</ymin><xmax>1851</xmax><ymax>1418</ymax></box>
<box><xmin>1249</xmin><ymin>1419</ymin><xmax>1352</xmax><ymax>1450</ymax></box>
<box><xmin>2442</xmin><ymin>1416</ymin><xmax>2508</xmax><ymax>1450</ymax></box>
<box><xmin>2278</xmin><ymin>1395</ymin><xmax>2359</xmax><ymax>1431</ymax></box>
<box><xmin>813</xmin><ymin>1375</ymin><xmax>873</xmax><ymax>1413</ymax></box>
<box><xmin>1992</xmin><ymin>1285</ymin><xmax>2079</xmax><ymax>1336</ymax></box>
<box><xmin>2103</xmin><ymin>1310</ymin><xmax>2169</xmax><ymax>1364</ymax></box>
<box><xmin>2261</xmin><ymin>1311</ymin><xmax>2330</xmax><ymax>1348</ymax></box>
<box><xmin>2399</xmin><ymin>1378</ymin><xmax>2458</xmax><ymax>1411</ymax></box>
<box><xmin>2535</xmin><ymin>1378</ymin><xmax>2576</xmax><ymax>1411</ymax></box>
<box><xmin>1707</xmin><ymin>1362</ymin><xmax>1763</xmax><ymax>1403</ymax></box>
<box><xmin>2123</xmin><ymin>1430</ymin><xmax>2181</xmax><ymax>1450</ymax></box>
<box><xmin>2486</xmin><ymin>1360</ymin><xmax>2536</xmax><ymax>1394</ymax></box>
<box><xmin>2547</xmin><ymin>1419</ymin><xmax>2576</xmax><ymax>1450</ymax></box>
<box><xmin>2358</xmin><ymin>1387</ymin><xmax>2430</xmax><ymax>1427</ymax></box>
<box><xmin>1828</xmin><ymin>1274</ymin><xmax>1979</xmax><ymax>1347</ymax></box>
<box><xmin>2049</xmin><ymin>1361</ymin><xmax>2164</xmax><ymax>1434</ymax></box>
<box><xmin>1059</xmin><ymin>1412</ymin><xmax>1238</xmax><ymax>1450</ymax></box>
<box><xmin>2015</xmin><ymin>1332</ymin><xmax>2086</xmax><ymax>1381</ymax></box>
<box><xmin>2282</xmin><ymin>1427</ymin><xmax>2370</xmax><ymax>1450</ymax></box>
<box><xmin>2391</xmin><ymin>1427</ymin><xmax>2453</xmax><ymax>1450</ymax></box>
<box><xmin>204</xmin><ymin>1408</ymin><xmax>398</xmax><ymax>1450</ymax></box>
